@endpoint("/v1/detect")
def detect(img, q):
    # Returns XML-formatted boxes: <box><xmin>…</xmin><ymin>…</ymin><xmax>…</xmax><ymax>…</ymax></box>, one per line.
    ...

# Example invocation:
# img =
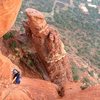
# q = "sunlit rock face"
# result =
<box><xmin>0</xmin><ymin>51</ymin><xmax>59</xmax><ymax>100</ymax></box>
<box><xmin>0</xmin><ymin>0</ymin><xmax>22</xmax><ymax>37</ymax></box>
<box><xmin>0</xmin><ymin>78</ymin><xmax>59</xmax><ymax>100</ymax></box>
<box><xmin>25</xmin><ymin>8</ymin><xmax>73</xmax><ymax>95</ymax></box>
<box><xmin>0</xmin><ymin>51</ymin><xmax>20</xmax><ymax>83</ymax></box>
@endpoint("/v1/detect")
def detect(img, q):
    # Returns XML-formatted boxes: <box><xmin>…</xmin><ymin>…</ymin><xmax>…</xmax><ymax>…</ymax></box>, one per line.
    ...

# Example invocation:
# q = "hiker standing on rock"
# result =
<box><xmin>12</xmin><ymin>69</ymin><xmax>21</xmax><ymax>84</ymax></box>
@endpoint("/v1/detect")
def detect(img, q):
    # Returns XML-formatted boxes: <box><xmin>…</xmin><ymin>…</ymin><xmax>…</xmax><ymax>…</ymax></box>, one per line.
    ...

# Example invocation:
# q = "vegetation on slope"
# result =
<box><xmin>16</xmin><ymin>0</ymin><xmax>100</xmax><ymax>80</ymax></box>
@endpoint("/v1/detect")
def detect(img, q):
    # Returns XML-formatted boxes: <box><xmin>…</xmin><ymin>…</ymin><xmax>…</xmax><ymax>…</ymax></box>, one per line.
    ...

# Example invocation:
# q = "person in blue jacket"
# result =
<box><xmin>12</xmin><ymin>69</ymin><xmax>21</xmax><ymax>84</ymax></box>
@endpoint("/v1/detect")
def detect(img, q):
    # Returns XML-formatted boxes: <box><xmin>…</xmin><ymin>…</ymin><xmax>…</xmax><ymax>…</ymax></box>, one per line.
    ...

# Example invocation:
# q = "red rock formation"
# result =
<box><xmin>0</xmin><ymin>78</ymin><xmax>59</xmax><ymax>100</ymax></box>
<box><xmin>0</xmin><ymin>51</ymin><xmax>100</xmax><ymax>100</ymax></box>
<box><xmin>25</xmin><ymin>8</ymin><xmax>73</xmax><ymax>96</ymax></box>
<box><xmin>0</xmin><ymin>0</ymin><xmax>22</xmax><ymax>37</ymax></box>
<box><xmin>0</xmin><ymin>1</ymin><xmax>100</xmax><ymax>100</ymax></box>
<box><xmin>0</xmin><ymin>51</ymin><xmax>59</xmax><ymax>100</ymax></box>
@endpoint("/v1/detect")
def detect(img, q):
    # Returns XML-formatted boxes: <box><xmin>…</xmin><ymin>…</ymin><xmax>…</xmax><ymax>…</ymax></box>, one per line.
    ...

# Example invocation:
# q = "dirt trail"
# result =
<box><xmin>51</xmin><ymin>0</ymin><xmax>67</xmax><ymax>15</ymax></box>
<box><xmin>42</xmin><ymin>0</ymin><xmax>68</xmax><ymax>21</ymax></box>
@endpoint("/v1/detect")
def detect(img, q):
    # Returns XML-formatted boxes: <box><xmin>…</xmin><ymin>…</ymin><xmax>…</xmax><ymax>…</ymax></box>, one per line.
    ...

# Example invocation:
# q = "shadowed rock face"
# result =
<box><xmin>0</xmin><ymin>0</ymin><xmax>22</xmax><ymax>37</ymax></box>
<box><xmin>25</xmin><ymin>8</ymin><xmax>73</xmax><ymax>96</ymax></box>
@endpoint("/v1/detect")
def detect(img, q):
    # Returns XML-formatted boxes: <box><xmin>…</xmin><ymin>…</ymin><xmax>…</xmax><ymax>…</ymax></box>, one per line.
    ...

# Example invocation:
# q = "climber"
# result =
<box><xmin>12</xmin><ymin>69</ymin><xmax>21</xmax><ymax>84</ymax></box>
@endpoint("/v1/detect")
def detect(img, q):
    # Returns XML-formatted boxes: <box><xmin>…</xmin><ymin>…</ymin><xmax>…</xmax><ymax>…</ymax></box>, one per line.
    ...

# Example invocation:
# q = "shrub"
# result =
<box><xmin>88</xmin><ymin>71</ymin><xmax>94</xmax><ymax>77</ymax></box>
<box><xmin>27</xmin><ymin>59</ymin><xmax>34</xmax><ymax>67</ymax></box>
<box><xmin>71</xmin><ymin>62</ymin><xmax>80</xmax><ymax>81</ymax></box>
<box><xmin>82</xmin><ymin>77</ymin><xmax>90</xmax><ymax>84</ymax></box>
<box><xmin>79</xmin><ymin>67</ymin><xmax>87</xmax><ymax>72</ymax></box>
<box><xmin>9</xmin><ymin>41</ymin><xmax>17</xmax><ymax>49</ymax></box>
<box><xmin>73</xmin><ymin>75</ymin><xmax>79</xmax><ymax>81</ymax></box>
<box><xmin>3</xmin><ymin>31</ymin><xmax>16</xmax><ymax>40</ymax></box>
